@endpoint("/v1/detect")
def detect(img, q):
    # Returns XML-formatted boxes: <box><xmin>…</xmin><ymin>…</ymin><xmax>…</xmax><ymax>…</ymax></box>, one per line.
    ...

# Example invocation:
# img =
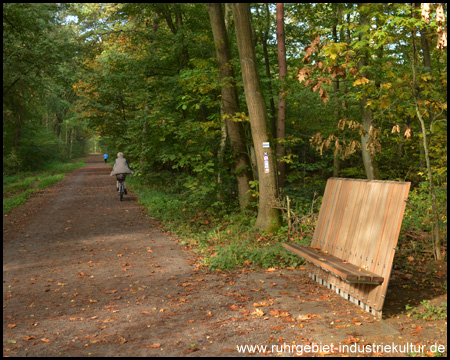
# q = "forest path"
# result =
<box><xmin>3</xmin><ymin>155</ymin><xmax>444</xmax><ymax>357</ymax></box>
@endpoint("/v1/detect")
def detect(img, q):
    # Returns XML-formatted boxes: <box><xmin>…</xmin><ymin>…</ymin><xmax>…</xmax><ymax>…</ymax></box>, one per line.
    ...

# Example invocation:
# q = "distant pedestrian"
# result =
<box><xmin>103</xmin><ymin>153</ymin><xmax>108</xmax><ymax>164</ymax></box>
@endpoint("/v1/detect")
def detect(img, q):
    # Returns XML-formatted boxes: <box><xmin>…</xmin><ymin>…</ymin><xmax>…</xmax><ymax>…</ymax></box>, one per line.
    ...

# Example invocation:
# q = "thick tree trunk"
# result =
<box><xmin>232</xmin><ymin>3</ymin><xmax>281</xmax><ymax>232</ymax></box>
<box><xmin>276</xmin><ymin>3</ymin><xmax>287</xmax><ymax>187</ymax></box>
<box><xmin>207</xmin><ymin>3</ymin><xmax>253</xmax><ymax>209</ymax></box>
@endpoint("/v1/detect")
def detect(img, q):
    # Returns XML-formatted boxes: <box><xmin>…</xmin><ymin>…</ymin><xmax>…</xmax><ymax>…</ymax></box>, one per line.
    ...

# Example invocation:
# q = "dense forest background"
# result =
<box><xmin>3</xmin><ymin>3</ymin><xmax>447</xmax><ymax>264</ymax></box>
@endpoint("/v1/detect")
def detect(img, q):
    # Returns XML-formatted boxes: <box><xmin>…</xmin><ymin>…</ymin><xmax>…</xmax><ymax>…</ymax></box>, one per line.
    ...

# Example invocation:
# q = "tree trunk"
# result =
<box><xmin>276</xmin><ymin>3</ymin><xmax>287</xmax><ymax>187</ymax></box>
<box><xmin>411</xmin><ymin>5</ymin><xmax>442</xmax><ymax>260</ymax></box>
<box><xmin>255</xmin><ymin>4</ymin><xmax>277</xmax><ymax>137</ymax></box>
<box><xmin>415</xmin><ymin>102</ymin><xmax>442</xmax><ymax>260</ymax></box>
<box><xmin>232</xmin><ymin>3</ymin><xmax>281</xmax><ymax>232</ymax></box>
<box><xmin>207</xmin><ymin>3</ymin><xmax>253</xmax><ymax>209</ymax></box>
<box><xmin>358</xmin><ymin>4</ymin><xmax>379</xmax><ymax>180</ymax></box>
<box><xmin>332</xmin><ymin>3</ymin><xmax>341</xmax><ymax>177</ymax></box>
<box><xmin>14</xmin><ymin>110</ymin><xmax>22</xmax><ymax>148</ymax></box>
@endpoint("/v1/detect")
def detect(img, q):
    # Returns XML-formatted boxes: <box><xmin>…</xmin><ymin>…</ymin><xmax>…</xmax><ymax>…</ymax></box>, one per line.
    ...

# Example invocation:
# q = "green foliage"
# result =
<box><xmin>3</xmin><ymin>190</ymin><xmax>35</xmax><ymax>215</ymax></box>
<box><xmin>405</xmin><ymin>300</ymin><xmax>447</xmax><ymax>321</ymax></box>
<box><xmin>207</xmin><ymin>242</ymin><xmax>302</xmax><ymax>271</ymax></box>
<box><xmin>36</xmin><ymin>174</ymin><xmax>65</xmax><ymax>190</ymax></box>
<box><xmin>402</xmin><ymin>181</ymin><xmax>447</xmax><ymax>243</ymax></box>
<box><xmin>3</xmin><ymin>3</ymin><xmax>90</xmax><ymax>174</ymax></box>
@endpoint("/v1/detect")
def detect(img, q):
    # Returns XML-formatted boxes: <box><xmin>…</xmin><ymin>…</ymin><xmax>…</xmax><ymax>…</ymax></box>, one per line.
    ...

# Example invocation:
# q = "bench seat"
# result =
<box><xmin>282</xmin><ymin>243</ymin><xmax>383</xmax><ymax>284</ymax></box>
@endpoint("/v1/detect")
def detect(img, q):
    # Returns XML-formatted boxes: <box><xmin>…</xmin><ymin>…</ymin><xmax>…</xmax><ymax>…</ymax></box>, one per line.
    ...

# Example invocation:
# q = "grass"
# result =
<box><xmin>406</xmin><ymin>300</ymin><xmax>447</xmax><ymax>321</ymax></box>
<box><xmin>3</xmin><ymin>159</ymin><xmax>86</xmax><ymax>214</ymax></box>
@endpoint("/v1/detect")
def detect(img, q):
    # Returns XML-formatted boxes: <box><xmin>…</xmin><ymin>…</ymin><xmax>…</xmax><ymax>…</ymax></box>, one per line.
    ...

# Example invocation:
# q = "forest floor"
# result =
<box><xmin>3</xmin><ymin>155</ymin><xmax>447</xmax><ymax>357</ymax></box>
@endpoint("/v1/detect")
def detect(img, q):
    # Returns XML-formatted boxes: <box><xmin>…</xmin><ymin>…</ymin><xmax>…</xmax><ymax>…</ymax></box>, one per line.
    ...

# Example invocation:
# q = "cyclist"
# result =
<box><xmin>103</xmin><ymin>153</ymin><xmax>108</xmax><ymax>164</ymax></box>
<box><xmin>110</xmin><ymin>152</ymin><xmax>134</xmax><ymax>194</ymax></box>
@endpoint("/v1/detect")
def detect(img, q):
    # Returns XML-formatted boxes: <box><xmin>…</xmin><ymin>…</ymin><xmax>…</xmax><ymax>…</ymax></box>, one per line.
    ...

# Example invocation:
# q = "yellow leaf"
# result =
<box><xmin>353</xmin><ymin>77</ymin><xmax>370</xmax><ymax>86</ymax></box>
<box><xmin>252</xmin><ymin>308</ymin><xmax>265</xmax><ymax>317</ymax></box>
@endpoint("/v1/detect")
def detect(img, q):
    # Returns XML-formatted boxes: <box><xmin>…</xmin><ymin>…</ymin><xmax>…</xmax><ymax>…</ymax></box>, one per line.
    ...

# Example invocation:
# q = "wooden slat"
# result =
<box><xmin>282</xmin><ymin>243</ymin><xmax>383</xmax><ymax>284</ymax></box>
<box><xmin>343</xmin><ymin>180</ymin><xmax>371</xmax><ymax>264</ymax></box>
<box><xmin>324</xmin><ymin>179</ymin><xmax>352</xmax><ymax>255</ymax></box>
<box><xmin>320</xmin><ymin>179</ymin><xmax>344</xmax><ymax>252</ymax></box>
<box><xmin>312</xmin><ymin>178</ymin><xmax>338</xmax><ymax>247</ymax></box>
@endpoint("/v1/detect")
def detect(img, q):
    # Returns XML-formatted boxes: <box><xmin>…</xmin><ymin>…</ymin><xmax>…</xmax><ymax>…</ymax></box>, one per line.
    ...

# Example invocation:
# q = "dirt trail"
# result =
<box><xmin>3</xmin><ymin>155</ymin><xmax>447</xmax><ymax>357</ymax></box>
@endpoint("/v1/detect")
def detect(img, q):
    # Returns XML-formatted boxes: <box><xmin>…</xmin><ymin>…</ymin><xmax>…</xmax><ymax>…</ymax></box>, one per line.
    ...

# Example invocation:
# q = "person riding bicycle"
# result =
<box><xmin>110</xmin><ymin>152</ymin><xmax>134</xmax><ymax>194</ymax></box>
<box><xmin>103</xmin><ymin>153</ymin><xmax>108</xmax><ymax>164</ymax></box>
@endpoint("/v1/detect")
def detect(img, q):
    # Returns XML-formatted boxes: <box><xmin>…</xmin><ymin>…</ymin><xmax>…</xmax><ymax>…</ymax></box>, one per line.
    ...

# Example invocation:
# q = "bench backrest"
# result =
<box><xmin>310</xmin><ymin>178</ymin><xmax>410</xmax><ymax>311</ymax></box>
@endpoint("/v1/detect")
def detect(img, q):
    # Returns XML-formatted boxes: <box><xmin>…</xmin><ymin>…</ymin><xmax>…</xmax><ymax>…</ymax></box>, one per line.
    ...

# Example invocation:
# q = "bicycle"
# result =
<box><xmin>116</xmin><ymin>174</ymin><xmax>127</xmax><ymax>201</ymax></box>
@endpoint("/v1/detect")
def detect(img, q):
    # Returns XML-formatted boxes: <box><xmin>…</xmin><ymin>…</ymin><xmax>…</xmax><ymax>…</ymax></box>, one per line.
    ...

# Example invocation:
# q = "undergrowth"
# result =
<box><xmin>406</xmin><ymin>300</ymin><xmax>447</xmax><ymax>321</ymax></box>
<box><xmin>128</xmin><ymin>173</ymin><xmax>319</xmax><ymax>271</ymax></box>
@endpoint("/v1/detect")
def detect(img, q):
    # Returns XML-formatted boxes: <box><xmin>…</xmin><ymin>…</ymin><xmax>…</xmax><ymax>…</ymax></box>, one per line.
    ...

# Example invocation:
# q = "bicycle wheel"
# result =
<box><xmin>119</xmin><ymin>185</ymin><xmax>124</xmax><ymax>201</ymax></box>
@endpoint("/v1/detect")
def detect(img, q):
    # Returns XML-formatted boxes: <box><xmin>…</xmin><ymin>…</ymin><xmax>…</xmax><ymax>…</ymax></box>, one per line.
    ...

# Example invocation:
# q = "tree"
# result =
<box><xmin>410</xmin><ymin>3</ymin><xmax>446</xmax><ymax>260</ymax></box>
<box><xmin>3</xmin><ymin>3</ymin><xmax>88</xmax><ymax>171</ymax></box>
<box><xmin>231</xmin><ymin>3</ymin><xmax>281</xmax><ymax>232</ymax></box>
<box><xmin>207</xmin><ymin>3</ymin><xmax>253</xmax><ymax>209</ymax></box>
<box><xmin>276</xmin><ymin>3</ymin><xmax>287</xmax><ymax>186</ymax></box>
<box><xmin>357</xmin><ymin>3</ymin><xmax>379</xmax><ymax>180</ymax></box>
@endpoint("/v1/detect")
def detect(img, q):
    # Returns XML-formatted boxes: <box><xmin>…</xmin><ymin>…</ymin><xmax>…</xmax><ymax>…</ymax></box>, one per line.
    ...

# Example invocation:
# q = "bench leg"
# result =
<box><xmin>308</xmin><ymin>273</ymin><xmax>383</xmax><ymax>319</ymax></box>
<box><xmin>374</xmin><ymin>309</ymin><xmax>382</xmax><ymax>319</ymax></box>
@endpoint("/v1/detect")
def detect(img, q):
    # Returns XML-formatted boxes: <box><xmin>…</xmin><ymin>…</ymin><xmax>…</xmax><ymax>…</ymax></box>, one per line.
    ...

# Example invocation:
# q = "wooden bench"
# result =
<box><xmin>283</xmin><ymin>178</ymin><xmax>410</xmax><ymax>318</ymax></box>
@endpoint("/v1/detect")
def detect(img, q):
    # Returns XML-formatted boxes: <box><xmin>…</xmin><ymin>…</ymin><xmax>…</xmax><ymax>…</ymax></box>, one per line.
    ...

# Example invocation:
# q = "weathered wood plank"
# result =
<box><xmin>282</xmin><ymin>243</ymin><xmax>384</xmax><ymax>284</ymax></box>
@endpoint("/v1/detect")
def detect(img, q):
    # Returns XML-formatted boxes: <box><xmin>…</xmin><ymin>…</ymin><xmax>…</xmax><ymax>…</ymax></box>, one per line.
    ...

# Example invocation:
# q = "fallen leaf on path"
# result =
<box><xmin>41</xmin><ymin>338</ymin><xmax>51</xmax><ymax>343</ymax></box>
<box><xmin>270</xmin><ymin>325</ymin><xmax>285</xmax><ymax>331</ymax></box>
<box><xmin>253</xmin><ymin>301</ymin><xmax>268</xmax><ymax>308</ymax></box>
<box><xmin>23</xmin><ymin>336</ymin><xmax>35</xmax><ymax>341</ymax></box>
<box><xmin>183</xmin><ymin>347</ymin><xmax>199</xmax><ymax>354</ymax></box>
<box><xmin>345</xmin><ymin>336</ymin><xmax>359</xmax><ymax>345</ymax></box>
<box><xmin>252</xmin><ymin>308</ymin><xmax>264</xmax><ymax>317</ymax></box>
<box><xmin>7</xmin><ymin>324</ymin><xmax>16</xmax><ymax>329</ymax></box>
<box><xmin>148</xmin><ymin>343</ymin><xmax>160</xmax><ymax>348</ymax></box>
